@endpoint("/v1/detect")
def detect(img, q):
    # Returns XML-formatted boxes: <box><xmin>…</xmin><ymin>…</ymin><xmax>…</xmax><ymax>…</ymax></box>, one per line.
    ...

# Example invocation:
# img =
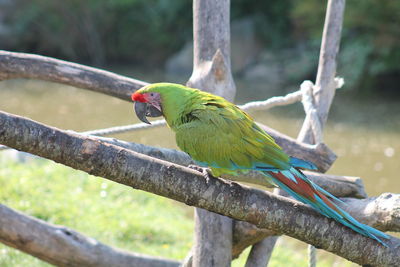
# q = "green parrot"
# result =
<box><xmin>131</xmin><ymin>82</ymin><xmax>389</xmax><ymax>246</ymax></box>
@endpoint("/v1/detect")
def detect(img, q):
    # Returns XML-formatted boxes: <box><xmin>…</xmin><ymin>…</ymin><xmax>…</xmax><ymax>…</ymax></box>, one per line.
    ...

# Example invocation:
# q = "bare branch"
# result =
<box><xmin>0</xmin><ymin>204</ymin><xmax>180</xmax><ymax>267</ymax></box>
<box><xmin>297</xmin><ymin>0</ymin><xmax>346</xmax><ymax>143</ymax></box>
<box><xmin>193</xmin><ymin>209</ymin><xmax>232</xmax><ymax>266</ymax></box>
<box><xmin>178</xmin><ymin>219</ymin><xmax>277</xmax><ymax>265</ymax></box>
<box><xmin>259</xmin><ymin>124</ymin><xmax>336</xmax><ymax>172</ymax></box>
<box><xmin>1</xmin><ymin>111</ymin><xmax>399</xmax><ymax>266</ymax></box>
<box><xmin>244</xmin><ymin>236</ymin><xmax>278</xmax><ymax>267</ymax></box>
<box><xmin>187</xmin><ymin>1</ymin><xmax>236</xmax><ymax>265</ymax></box>
<box><xmin>0</xmin><ymin>50</ymin><xmax>147</xmax><ymax>101</ymax></box>
<box><xmin>302</xmin><ymin>171</ymin><xmax>366</xmax><ymax>199</ymax></box>
<box><xmin>94</xmin><ymin>136</ymin><xmax>365</xmax><ymax>198</ymax></box>
<box><xmin>228</xmin><ymin>193</ymin><xmax>400</xmax><ymax>258</ymax></box>
<box><xmin>232</xmin><ymin>221</ymin><xmax>275</xmax><ymax>258</ymax></box>
<box><xmin>342</xmin><ymin>194</ymin><xmax>400</xmax><ymax>232</ymax></box>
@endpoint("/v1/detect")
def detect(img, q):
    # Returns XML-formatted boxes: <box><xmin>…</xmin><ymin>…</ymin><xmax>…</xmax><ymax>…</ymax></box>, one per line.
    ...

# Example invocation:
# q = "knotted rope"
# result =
<box><xmin>300</xmin><ymin>77</ymin><xmax>344</xmax><ymax>144</ymax></box>
<box><xmin>308</xmin><ymin>243</ymin><xmax>317</xmax><ymax>267</ymax></box>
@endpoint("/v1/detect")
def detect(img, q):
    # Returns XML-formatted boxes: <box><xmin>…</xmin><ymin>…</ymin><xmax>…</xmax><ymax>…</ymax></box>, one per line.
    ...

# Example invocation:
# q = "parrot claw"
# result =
<box><xmin>188</xmin><ymin>165</ymin><xmax>214</xmax><ymax>182</ymax></box>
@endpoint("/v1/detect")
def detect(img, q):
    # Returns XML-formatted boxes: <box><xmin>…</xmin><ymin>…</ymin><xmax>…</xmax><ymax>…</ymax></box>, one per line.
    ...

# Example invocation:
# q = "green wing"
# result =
<box><xmin>174</xmin><ymin>97</ymin><xmax>290</xmax><ymax>176</ymax></box>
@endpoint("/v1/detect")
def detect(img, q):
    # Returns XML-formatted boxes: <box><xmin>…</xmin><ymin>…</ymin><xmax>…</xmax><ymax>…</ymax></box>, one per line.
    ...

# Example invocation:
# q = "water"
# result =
<box><xmin>1</xmin><ymin>76</ymin><xmax>398</xmax><ymax>196</ymax></box>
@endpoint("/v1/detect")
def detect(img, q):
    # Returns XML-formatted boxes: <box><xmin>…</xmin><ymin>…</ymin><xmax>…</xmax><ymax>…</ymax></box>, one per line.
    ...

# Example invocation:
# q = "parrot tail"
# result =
<box><xmin>263</xmin><ymin>167</ymin><xmax>390</xmax><ymax>247</ymax></box>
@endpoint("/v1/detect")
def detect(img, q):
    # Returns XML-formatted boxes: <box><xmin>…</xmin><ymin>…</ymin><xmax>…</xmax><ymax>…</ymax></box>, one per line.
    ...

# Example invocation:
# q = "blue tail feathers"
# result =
<box><xmin>263</xmin><ymin>167</ymin><xmax>390</xmax><ymax>247</ymax></box>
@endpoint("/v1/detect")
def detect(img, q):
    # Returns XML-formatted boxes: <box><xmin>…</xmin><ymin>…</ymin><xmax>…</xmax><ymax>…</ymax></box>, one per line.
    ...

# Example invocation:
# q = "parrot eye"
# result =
<box><xmin>150</xmin><ymin>93</ymin><xmax>154</xmax><ymax>97</ymax></box>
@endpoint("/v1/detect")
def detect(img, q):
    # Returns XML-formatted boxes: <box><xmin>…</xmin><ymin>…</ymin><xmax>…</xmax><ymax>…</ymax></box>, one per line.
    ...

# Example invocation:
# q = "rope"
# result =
<box><xmin>300</xmin><ymin>80</ymin><xmax>323</xmax><ymax>144</ymax></box>
<box><xmin>238</xmin><ymin>90</ymin><xmax>302</xmax><ymax>112</ymax></box>
<box><xmin>300</xmin><ymin>78</ymin><xmax>344</xmax><ymax>144</ymax></box>
<box><xmin>0</xmin><ymin>77</ymin><xmax>344</xmax><ymax>151</ymax></box>
<box><xmin>308</xmin><ymin>243</ymin><xmax>317</xmax><ymax>267</ymax></box>
<box><xmin>81</xmin><ymin>119</ymin><xmax>166</xmax><ymax>136</ymax></box>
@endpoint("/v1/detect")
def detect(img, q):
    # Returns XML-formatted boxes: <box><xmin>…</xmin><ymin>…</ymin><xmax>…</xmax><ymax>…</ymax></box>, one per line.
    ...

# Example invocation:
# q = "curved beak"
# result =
<box><xmin>134</xmin><ymin>102</ymin><xmax>163</xmax><ymax>124</ymax></box>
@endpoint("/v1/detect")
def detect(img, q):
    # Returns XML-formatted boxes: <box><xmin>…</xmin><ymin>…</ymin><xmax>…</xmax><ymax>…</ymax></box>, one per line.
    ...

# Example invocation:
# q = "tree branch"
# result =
<box><xmin>231</xmin><ymin>193</ymin><xmax>400</xmax><ymax>258</ymax></box>
<box><xmin>193</xmin><ymin>208</ymin><xmax>232</xmax><ymax>266</ymax></box>
<box><xmin>93</xmin><ymin>136</ymin><xmax>366</xmax><ymax>198</ymax></box>
<box><xmin>341</xmin><ymin>194</ymin><xmax>400</xmax><ymax>232</ymax></box>
<box><xmin>1</xmin><ymin>111</ymin><xmax>399</xmax><ymax>266</ymax></box>
<box><xmin>297</xmin><ymin>0</ymin><xmax>346</xmax><ymax>143</ymax></box>
<box><xmin>259</xmin><ymin>124</ymin><xmax>336</xmax><ymax>172</ymax></box>
<box><xmin>0</xmin><ymin>204</ymin><xmax>180</xmax><ymax>267</ymax></box>
<box><xmin>232</xmin><ymin>221</ymin><xmax>276</xmax><ymax>258</ymax></box>
<box><xmin>244</xmin><ymin>236</ymin><xmax>278</xmax><ymax>267</ymax></box>
<box><xmin>0</xmin><ymin>50</ymin><xmax>147</xmax><ymax>101</ymax></box>
<box><xmin>181</xmin><ymin>219</ymin><xmax>276</xmax><ymax>266</ymax></box>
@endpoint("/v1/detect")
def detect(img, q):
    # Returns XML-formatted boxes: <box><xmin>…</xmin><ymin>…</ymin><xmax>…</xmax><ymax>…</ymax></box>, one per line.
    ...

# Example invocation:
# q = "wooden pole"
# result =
<box><xmin>297</xmin><ymin>0</ymin><xmax>346</xmax><ymax>144</ymax></box>
<box><xmin>188</xmin><ymin>0</ymin><xmax>236</xmax><ymax>101</ymax></box>
<box><xmin>187</xmin><ymin>0</ymin><xmax>235</xmax><ymax>266</ymax></box>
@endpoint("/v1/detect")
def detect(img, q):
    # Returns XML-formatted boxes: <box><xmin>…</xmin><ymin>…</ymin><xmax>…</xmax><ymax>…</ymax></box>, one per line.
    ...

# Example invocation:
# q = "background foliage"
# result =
<box><xmin>1</xmin><ymin>0</ymin><xmax>399</xmax><ymax>92</ymax></box>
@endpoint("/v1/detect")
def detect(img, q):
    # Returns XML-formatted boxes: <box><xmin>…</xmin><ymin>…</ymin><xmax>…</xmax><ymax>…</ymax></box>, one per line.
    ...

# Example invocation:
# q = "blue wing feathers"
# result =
<box><xmin>289</xmin><ymin>157</ymin><xmax>317</xmax><ymax>170</ymax></box>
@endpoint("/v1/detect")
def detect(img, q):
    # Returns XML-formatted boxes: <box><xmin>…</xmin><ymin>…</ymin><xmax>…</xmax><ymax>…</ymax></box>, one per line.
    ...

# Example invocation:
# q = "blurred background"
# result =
<box><xmin>1</xmin><ymin>0</ymin><xmax>399</xmax><ymax>93</ymax></box>
<box><xmin>0</xmin><ymin>0</ymin><xmax>399</xmax><ymax>266</ymax></box>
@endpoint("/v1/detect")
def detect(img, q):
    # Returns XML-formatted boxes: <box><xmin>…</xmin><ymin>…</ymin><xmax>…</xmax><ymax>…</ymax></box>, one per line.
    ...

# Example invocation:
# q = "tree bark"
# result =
<box><xmin>341</xmin><ymin>193</ymin><xmax>400</xmax><ymax>232</ymax></box>
<box><xmin>244</xmin><ymin>236</ymin><xmax>278</xmax><ymax>267</ymax></box>
<box><xmin>0</xmin><ymin>50</ymin><xmax>147</xmax><ymax>101</ymax></box>
<box><xmin>1</xmin><ymin>111</ymin><xmax>399</xmax><ymax>266</ymax></box>
<box><xmin>0</xmin><ymin>204</ymin><xmax>180</xmax><ymax>267</ymax></box>
<box><xmin>232</xmin><ymin>221</ymin><xmax>276</xmax><ymax>259</ymax></box>
<box><xmin>188</xmin><ymin>0</ymin><xmax>236</xmax><ymax>101</ymax></box>
<box><xmin>192</xmin><ymin>209</ymin><xmax>232</xmax><ymax>267</ymax></box>
<box><xmin>91</xmin><ymin>136</ymin><xmax>366</xmax><ymax>199</ymax></box>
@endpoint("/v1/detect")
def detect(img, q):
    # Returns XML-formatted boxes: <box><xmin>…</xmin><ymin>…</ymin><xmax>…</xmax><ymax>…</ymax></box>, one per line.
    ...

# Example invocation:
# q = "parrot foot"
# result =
<box><xmin>188</xmin><ymin>165</ymin><xmax>214</xmax><ymax>182</ymax></box>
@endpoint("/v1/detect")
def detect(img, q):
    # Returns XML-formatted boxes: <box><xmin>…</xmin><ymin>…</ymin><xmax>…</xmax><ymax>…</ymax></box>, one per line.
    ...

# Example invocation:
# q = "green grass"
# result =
<box><xmin>0</xmin><ymin>157</ymin><xmax>355</xmax><ymax>266</ymax></box>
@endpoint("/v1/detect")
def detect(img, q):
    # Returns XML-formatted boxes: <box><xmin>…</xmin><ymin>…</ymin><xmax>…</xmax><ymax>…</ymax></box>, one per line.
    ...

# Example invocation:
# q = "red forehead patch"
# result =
<box><xmin>131</xmin><ymin>92</ymin><xmax>147</xmax><ymax>102</ymax></box>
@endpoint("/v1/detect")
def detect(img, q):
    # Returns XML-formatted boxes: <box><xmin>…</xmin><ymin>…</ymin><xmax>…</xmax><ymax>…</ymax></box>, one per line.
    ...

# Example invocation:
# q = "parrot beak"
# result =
<box><xmin>134</xmin><ymin>101</ymin><xmax>163</xmax><ymax>124</ymax></box>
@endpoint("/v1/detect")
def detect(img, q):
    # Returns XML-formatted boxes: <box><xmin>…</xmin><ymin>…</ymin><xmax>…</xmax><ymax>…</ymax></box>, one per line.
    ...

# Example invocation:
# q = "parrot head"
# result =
<box><xmin>132</xmin><ymin>83</ymin><xmax>201</xmax><ymax>125</ymax></box>
<box><xmin>131</xmin><ymin>85</ymin><xmax>164</xmax><ymax>124</ymax></box>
